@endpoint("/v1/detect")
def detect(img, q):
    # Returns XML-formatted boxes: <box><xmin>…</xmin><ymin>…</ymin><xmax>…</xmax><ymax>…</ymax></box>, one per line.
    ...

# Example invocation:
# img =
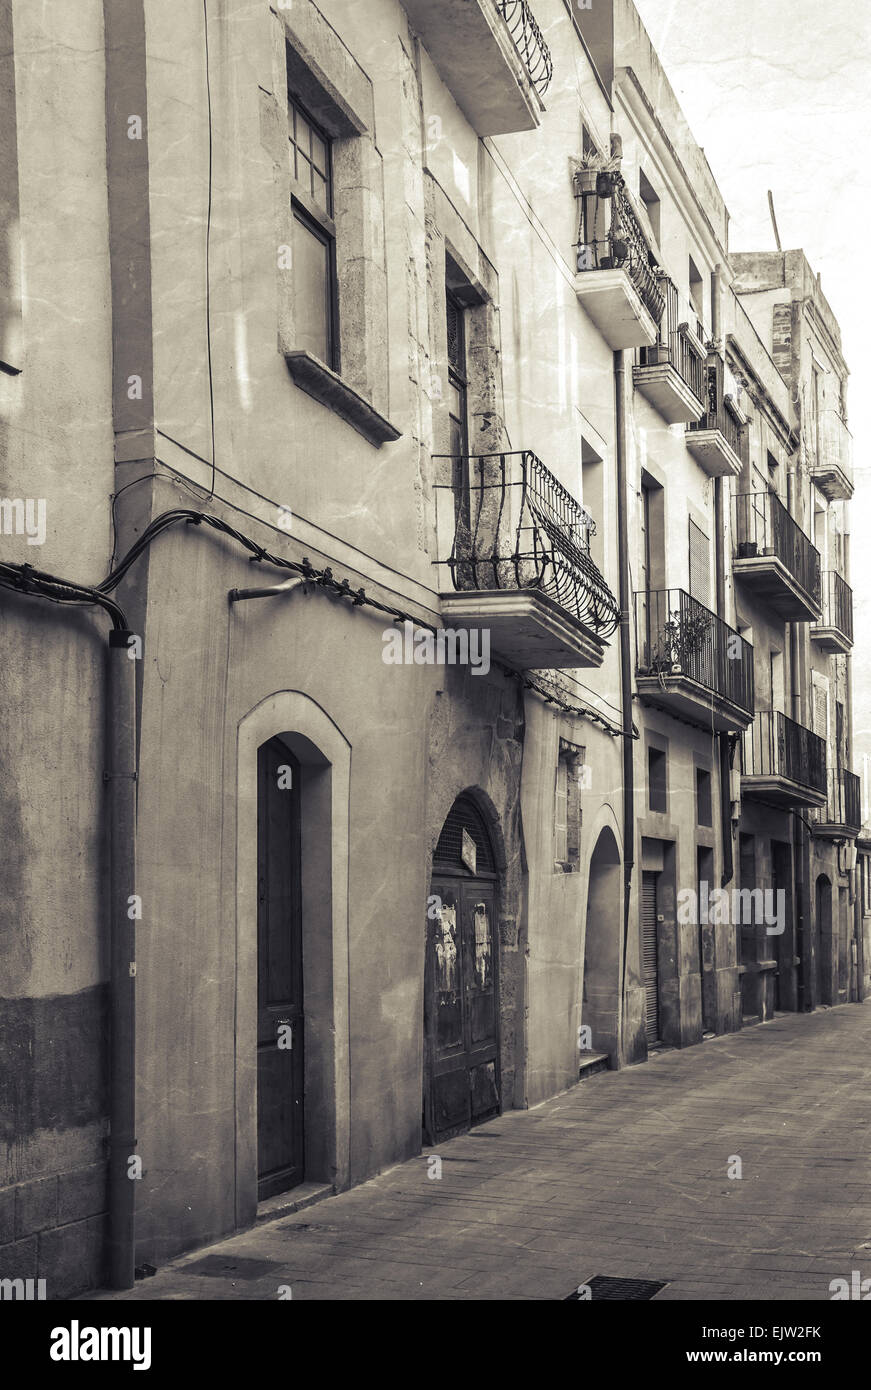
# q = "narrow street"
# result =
<box><xmin>93</xmin><ymin>1003</ymin><xmax>871</xmax><ymax>1302</ymax></box>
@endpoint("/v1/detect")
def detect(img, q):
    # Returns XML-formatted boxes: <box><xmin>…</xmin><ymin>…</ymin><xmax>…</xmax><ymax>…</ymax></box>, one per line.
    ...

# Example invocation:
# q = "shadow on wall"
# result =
<box><xmin>582</xmin><ymin>825</ymin><xmax>621</xmax><ymax>1065</ymax></box>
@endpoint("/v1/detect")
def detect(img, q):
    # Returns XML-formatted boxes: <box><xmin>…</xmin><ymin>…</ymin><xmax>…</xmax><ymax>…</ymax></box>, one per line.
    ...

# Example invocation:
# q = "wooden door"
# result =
<box><xmin>257</xmin><ymin>738</ymin><xmax>304</xmax><ymax>1199</ymax></box>
<box><xmin>641</xmin><ymin>870</ymin><xmax>660</xmax><ymax>1047</ymax></box>
<box><xmin>424</xmin><ymin>879</ymin><xmax>499</xmax><ymax>1143</ymax></box>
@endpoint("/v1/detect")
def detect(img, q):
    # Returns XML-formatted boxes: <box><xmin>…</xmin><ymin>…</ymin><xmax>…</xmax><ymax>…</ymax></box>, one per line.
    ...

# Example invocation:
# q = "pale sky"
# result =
<box><xmin>634</xmin><ymin>0</ymin><xmax>871</xmax><ymax>768</ymax></box>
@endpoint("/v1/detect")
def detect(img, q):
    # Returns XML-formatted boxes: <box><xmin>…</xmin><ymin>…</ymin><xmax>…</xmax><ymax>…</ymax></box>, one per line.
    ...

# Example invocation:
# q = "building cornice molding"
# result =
<box><xmin>726</xmin><ymin>333</ymin><xmax>796</xmax><ymax>447</ymax></box>
<box><xmin>615</xmin><ymin>67</ymin><xmax>729</xmax><ymax>275</ymax></box>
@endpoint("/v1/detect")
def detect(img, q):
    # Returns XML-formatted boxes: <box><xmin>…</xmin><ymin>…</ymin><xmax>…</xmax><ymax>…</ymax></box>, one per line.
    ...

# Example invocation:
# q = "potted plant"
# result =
<box><xmin>650</xmin><ymin>609</ymin><xmax>711</xmax><ymax>674</ymax></box>
<box><xmin>571</xmin><ymin>151</ymin><xmax>622</xmax><ymax>199</ymax></box>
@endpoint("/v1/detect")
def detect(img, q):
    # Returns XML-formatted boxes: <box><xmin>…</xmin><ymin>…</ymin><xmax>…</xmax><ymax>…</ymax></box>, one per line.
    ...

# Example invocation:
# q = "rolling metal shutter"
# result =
<box><xmin>642</xmin><ymin>870</ymin><xmax>660</xmax><ymax>1046</ymax></box>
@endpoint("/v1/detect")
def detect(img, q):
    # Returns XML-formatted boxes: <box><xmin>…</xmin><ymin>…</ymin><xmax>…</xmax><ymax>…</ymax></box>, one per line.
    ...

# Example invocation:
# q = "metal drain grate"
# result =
<box><xmin>565</xmin><ymin>1275</ymin><xmax>668</xmax><ymax>1301</ymax></box>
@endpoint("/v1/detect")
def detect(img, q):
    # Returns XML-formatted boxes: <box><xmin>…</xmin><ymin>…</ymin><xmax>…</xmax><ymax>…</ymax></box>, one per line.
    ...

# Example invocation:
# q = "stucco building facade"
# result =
<box><xmin>0</xmin><ymin>0</ymin><xmax>860</xmax><ymax>1298</ymax></box>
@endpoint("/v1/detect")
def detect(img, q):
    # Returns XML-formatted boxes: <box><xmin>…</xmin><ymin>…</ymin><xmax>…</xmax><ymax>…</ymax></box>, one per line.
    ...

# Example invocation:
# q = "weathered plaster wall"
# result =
<box><xmin>0</xmin><ymin>0</ymin><xmax>115</xmax><ymax>1297</ymax></box>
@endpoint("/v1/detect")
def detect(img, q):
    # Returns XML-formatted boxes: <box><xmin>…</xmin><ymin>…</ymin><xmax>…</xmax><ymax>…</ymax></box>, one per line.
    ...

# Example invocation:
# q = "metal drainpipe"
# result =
<box><xmin>786</xmin><ymin>458</ymin><xmax>810</xmax><ymax>1008</ymax></box>
<box><xmin>107</xmin><ymin>628</ymin><xmax>137</xmax><ymax>1289</ymax></box>
<box><xmin>786</xmin><ymin>466</ymin><xmax>800</xmax><ymax>722</ymax></box>
<box><xmin>712</xmin><ymin>267</ymin><xmax>725</xmax><ymax>616</ymax></box>
<box><xmin>615</xmin><ymin>349</ymin><xmax>635</xmax><ymax>1019</ymax></box>
<box><xmin>711</xmin><ymin>266</ymin><xmax>734</xmax><ymax>887</ymax></box>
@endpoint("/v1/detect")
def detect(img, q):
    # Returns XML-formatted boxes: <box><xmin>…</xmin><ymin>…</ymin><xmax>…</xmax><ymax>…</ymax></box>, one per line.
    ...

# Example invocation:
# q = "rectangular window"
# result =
<box><xmin>689</xmin><ymin>254</ymin><xmax>704</xmax><ymax>330</ymax></box>
<box><xmin>696</xmin><ymin>768</ymin><xmax>712</xmax><ymax>827</ymax></box>
<box><xmin>648</xmin><ymin>746</ymin><xmax>667</xmax><ymax>814</ymax></box>
<box><xmin>288</xmin><ymin>92</ymin><xmax>337</xmax><ymax>368</ymax></box>
<box><xmin>292</xmin><ymin>210</ymin><xmax>333</xmax><ymax>363</ymax></box>
<box><xmin>289</xmin><ymin>96</ymin><xmax>333</xmax><ymax>214</ymax></box>
<box><xmin>770</xmin><ymin>649</ymin><xmax>784</xmax><ymax>714</ymax></box>
<box><xmin>555</xmin><ymin>758</ymin><xmax>568</xmax><ymax>865</ymax></box>
<box><xmin>555</xmin><ymin>742</ymin><xmax>585</xmax><ymax>870</ymax></box>
<box><xmin>639</xmin><ymin>168</ymin><xmax>661</xmax><ymax>244</ymax></box>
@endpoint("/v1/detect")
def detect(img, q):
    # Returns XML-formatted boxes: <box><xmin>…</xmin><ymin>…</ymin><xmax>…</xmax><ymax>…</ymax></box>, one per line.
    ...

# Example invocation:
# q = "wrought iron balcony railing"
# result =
<box><xmin>434</xmin><ymin>450</ymin><xmax>620</xmax><ymax>638</ymax></box>
<box><xmin>496</xmin><ymin>0</ymin><xmax>553</xmax><ymax>97</ymax></box>
<box><xmin>637</xmin><ymin>275</ymin><xmax>705</xmax><ymax>404</ymax></box>
<box><xmin>575</xmin><ymin>177</ymin><xmax>665</xmax><ymax>326</ymax></box>
<box><xmin>687</xmin><ymin>354</ymin><xmax>745</xmax><ymax>460</ymax></box>
<box><xmin>634</xmin><ymin>588</ymin><xmax>754</xmax><ymax>717</ymax></box>
<box><xmin>742</xmin><ymin>710</ymin><xmax>827</xmax><ymax>795</ymax></box>
<box><xmin>811</xmin><ymin>767</ymin><xmax>861</xmax><ymax>832</ymax></box>
<box><xmin>734</xmin><ymin>492</ymin><xmax>821</xmax><ymax>608</ymax></box>
<box><xmin>815</xmin><ymin>570</ymin><xmax>853</xmax><ymax>643</ymax></box>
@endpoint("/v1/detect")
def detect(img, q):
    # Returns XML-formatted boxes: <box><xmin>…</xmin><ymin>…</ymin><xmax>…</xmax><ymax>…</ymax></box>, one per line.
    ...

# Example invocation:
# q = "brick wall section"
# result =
<box><xmin>0</xmin><ymin>1163</ymin><xmax>107</xmax><ymax>1298</ymax></box>
<box><xmin>772</xmin><ymin>302</ymin><xmax>792</xmax><ymax>377</ymax></box>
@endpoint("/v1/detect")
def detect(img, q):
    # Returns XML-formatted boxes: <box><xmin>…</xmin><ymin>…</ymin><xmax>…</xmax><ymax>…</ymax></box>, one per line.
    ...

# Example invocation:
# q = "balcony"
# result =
<box><xmin>811</xmin><ymin>571</ymin><xmax>853</xmax><ymax>653</ymax></box>
<box><xmin>634</xmin><ymin>589</ymin><xmax>754</xmax><ymax>733</ymax></box>
<box><xmin>401</xmin><ymin>0</ymin><xmax>551</xmax><ymax>136</ymax></box>
<box><xmin>813</xmin><ymin>410</ymin><xmax>853</xmax><ymax>500</ymax></box>
<box><xmin>741</xmin><ymin>711</ymin><xmax>827</xmax><ymax>810</ymax></box>
<box><xmin>733</xmin><ymin>493</ymin><xmax>822</xmax><ymax>622</ymax></box>
<box><xmin>434</xmin><ymin>450</ymin><xmax>620</xmax><ymax>670</ymax></box>
<box><xmin>573</xmin><ymin>177</ymin><xmax>664</xmax><ymax>349</ymax></box>
<box><xmin>811</xmin><ymin>768</ymin><xmax>861</xmax><ymax>840</ymax></box>
<box><xmin>633</xmin><ymin>275</ymin><xmax>706</xmax><ymax>424</ymax></box>
<box><xmin>685</xmin><ymin>354</ymin><xmax>745</xmax><ymax>478</ymax></box>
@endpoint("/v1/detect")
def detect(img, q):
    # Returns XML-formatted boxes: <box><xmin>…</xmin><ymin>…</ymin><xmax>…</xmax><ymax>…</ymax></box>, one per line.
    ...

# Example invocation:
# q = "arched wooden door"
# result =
<box><xmin>424</xmin><ymin>796</ymin><xmax>500</xmax><ymax>1144</ymax></box>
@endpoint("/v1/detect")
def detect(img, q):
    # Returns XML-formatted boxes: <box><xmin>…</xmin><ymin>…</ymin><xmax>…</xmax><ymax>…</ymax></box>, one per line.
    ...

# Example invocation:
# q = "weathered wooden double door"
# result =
<box><xmin>424</xmin><ymin>876</ymin><xmax>500</xmax><ymax>1144</ymax></box>
<box><xmin>257</xmin><ymin>738</ymin><xmax>304</xmax><ymax>1199</ymax></box>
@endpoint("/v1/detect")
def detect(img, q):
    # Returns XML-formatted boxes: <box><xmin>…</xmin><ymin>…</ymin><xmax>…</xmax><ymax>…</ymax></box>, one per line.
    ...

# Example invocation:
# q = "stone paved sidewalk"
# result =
<box><xmin>91</xmin><ymin>1002</ymin><xmax>871</xmax><ymax>1301</ymax></box>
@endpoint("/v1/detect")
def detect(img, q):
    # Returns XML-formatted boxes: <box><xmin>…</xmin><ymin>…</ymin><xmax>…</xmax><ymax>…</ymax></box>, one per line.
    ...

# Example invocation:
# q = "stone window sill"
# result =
<box><xmin>285</xmin><ymin>350</ymin><xmax>400</xmax><ymax>448</ymax></box>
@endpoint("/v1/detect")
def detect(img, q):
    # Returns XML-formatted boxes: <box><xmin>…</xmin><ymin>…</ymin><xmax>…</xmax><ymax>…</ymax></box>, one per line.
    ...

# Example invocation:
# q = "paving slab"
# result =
<box><xmin>89</xmin><ymin>1002</ymin><xmax>871</xmax><ymax>1301</ymax></box>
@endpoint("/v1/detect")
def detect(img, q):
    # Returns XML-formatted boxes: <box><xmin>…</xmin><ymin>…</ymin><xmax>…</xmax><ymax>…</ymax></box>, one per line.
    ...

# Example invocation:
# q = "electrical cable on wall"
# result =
<box><xmin>0</xmin><ymin>506</ymin><xmax>637</xmax><ymax>740</ymax></box>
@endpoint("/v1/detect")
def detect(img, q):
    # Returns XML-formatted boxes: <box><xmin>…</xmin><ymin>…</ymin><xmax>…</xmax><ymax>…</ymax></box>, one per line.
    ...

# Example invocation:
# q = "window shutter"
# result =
<box><xmin>554</xmin><ymin>759</ymin><xmax>568</xmax><ymax>864</ymax></box>
<box><xmin>814</xmin><ymin>686</ymin><xmax>828</xmax><ymax>740</ymax></box>
<box><xmin>688</xmin><ymin>519</ymin><xmax>710</xmax><ymax>605</ymax></box>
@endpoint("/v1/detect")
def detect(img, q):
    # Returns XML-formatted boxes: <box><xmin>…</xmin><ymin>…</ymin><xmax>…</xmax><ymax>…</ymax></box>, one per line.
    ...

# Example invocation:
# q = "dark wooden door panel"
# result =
<box><xmin>257</xmin><ymin>738</ymin><xmax>304</xmax><ymax>1199</ymax></box>
<box><xmin>642</xmin><ymin>870</ymin><xmax>660</xmax><ymax>1046</ymax></box>
<box><xmin>425</xmin><ymin>877</ymin><xmax>499</xmax><ymax>1142</ymax></box>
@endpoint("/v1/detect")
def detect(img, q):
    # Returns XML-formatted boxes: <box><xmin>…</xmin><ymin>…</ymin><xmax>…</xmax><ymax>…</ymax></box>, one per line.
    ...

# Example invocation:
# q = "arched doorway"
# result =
<box><xmin>424</xmin><ymin>794</ymin><xmax>500</xmax><ymax>1144</ymax></box>
<box><xmin>582</xmin><ymin>827</ymin><xmax>621</xmax><ymax>1064</ymax></box>
<box><xmin>236</xmin><ymin>692</ymin><xmax>351</xmax><ymax>1229</ymax></box>
<box><xmin>815</xmin><ymin>874</ymin><xmax>833</xmax><ymax>1006</ymax></box>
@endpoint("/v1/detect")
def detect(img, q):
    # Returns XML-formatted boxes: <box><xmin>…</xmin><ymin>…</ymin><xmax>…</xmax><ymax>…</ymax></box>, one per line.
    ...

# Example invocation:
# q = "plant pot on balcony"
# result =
<box><xmin>574</xmin><ymin>169</ymin><xmax>598</xmax><ymax>196</ymax></box>
<box><xmin>573</xmin><ymin>164</ymin><xmax>620</xmax><ymax>199</ymax></box>
<box><xmin>601</xmin><ymin>239</ymin><xmax>628</xmax><ymax>272</ymax></box>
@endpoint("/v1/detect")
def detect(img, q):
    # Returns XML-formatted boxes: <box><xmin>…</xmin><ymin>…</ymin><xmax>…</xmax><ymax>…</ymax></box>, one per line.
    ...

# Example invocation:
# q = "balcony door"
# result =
<box><xmin>446</xmin><ymin>286</ymin><xmax>471</xmax><ymax>535</ymax></box>
<box><xmin>639</xmin><ymin>476</ymin><xmax>664</xmax><ymax>663</ymax></box>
